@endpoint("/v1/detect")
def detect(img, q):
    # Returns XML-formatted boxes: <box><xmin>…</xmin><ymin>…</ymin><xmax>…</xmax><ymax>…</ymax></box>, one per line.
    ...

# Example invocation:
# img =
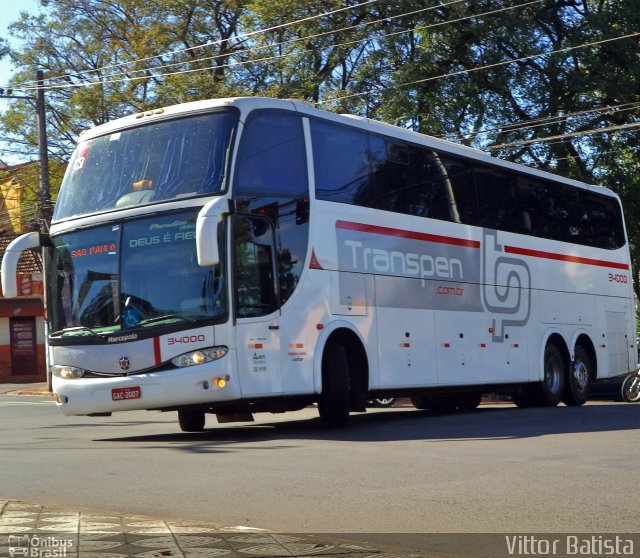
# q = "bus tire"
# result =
<box><xmin>456</xmin><ymin>391</ymin><xmax>483</xmax><ymax>411</ymax></box>
<box><xmin>410</xmin><ymin>395</ymin><xmax>430</xmax><ymax>410</ymax></box>
<box><xmin>563</xmin><ymin>345</ymin><xmax>592</xmax><ymax>406</ymax></box>
<box><xmin>537</xmin><ymin>343</ymin><xmax>565</xmax><ymax>406</ymax></box>
<box><xmin>318</xmin><ymin>344</ymin><xmax>351</xmax><ymax>427</ymax></box>
<box><xmin>178</xmin><ymin>409</ymin><xmax>206</xmax><ymax>432</ymax></box>
<box><xmin>512</xmin><ymin>389</ymin><xmax>536</xmax><ymax>408</ymax></box>
<box><xmin>411</xmin><ymin>394</ymin><xmax>454</xmax><ymax>411</ymax></box>
<box><xmin>622</xmin><ymin>373</ymin><xmax>640</xmax><ymax>403</ymax></box>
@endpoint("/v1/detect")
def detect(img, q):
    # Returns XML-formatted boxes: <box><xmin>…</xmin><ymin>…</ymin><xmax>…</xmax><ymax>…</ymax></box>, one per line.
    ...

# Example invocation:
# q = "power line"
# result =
<box><xmin>9</xmin><ymin>0</ymin><xmax>550</xmax><ymax>95</ymax></box>
<box><xmin>440</xmin><ymin>102</ymin><xmax>640</xmax><ymax>143</ymax></box>
<box><xmin>318</xmin><ymin>30</ymin><xmax>640</xmax><ymax>106</ymax></box>
<box><xmin>6</xmin><ymin>0</ymin><xmax>384</xmax><ymax>91</ymax></box>
<box><xmin>485</xmin><ymin>121</ymin><xmax>640</xmax><ymax>151</ymax></box>
<box><xmin>51</xmin><ymin>0</ymin><xmax>467</xmax><ymax>87</ymax></box>
<box><xmin>7</xmin><ymin>0</ymin><xmax>474</xmax><ymax>92</ymax></box>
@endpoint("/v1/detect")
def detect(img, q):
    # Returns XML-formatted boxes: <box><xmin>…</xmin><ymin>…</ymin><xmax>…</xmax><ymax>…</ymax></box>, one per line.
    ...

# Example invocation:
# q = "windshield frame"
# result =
<box><xmin>46</xmin><ymin>208</ymin><xmax>228</xmax><ymax>344</ymax></box>
<box><xmin>53</xmin><ymin>108</ymin><xmax>239</xmax><ymax>223</ymax></box>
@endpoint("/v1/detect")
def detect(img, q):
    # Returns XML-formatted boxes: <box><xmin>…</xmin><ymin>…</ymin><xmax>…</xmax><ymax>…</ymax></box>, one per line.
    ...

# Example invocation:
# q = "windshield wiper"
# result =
<box><xmin>135</xmin><ymin>314</ymin><xmax>198</xmax><ymax>328</ymax></box>
<box><xmin>49</xmin><ymin>326</ymin><xmax>102</xmax><ymax>338</ymax></box>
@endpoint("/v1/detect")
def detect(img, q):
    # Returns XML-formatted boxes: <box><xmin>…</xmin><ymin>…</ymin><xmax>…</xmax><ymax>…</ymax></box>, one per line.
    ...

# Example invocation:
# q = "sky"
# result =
<box><xmin>0</xmin><ymin>0</ymin><xmax>40</xmax><ymax>89</ymax></box>
<box><xmin>0</xmin><ymin>0</ymin><xmax>40</xmax><ymax>165</ymax></box>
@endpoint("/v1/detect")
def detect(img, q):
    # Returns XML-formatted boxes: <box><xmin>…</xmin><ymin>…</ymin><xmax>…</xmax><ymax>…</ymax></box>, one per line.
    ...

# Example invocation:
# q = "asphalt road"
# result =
<box><xmin>1</xmin><ymin>396</ymin><xmax>639</xmax><ymax>543</ymax></box>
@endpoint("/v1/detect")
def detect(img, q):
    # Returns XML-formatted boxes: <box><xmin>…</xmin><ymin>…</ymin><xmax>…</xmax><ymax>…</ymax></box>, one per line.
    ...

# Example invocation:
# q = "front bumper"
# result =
<box><xmin>53</xmin><ymin>359</ymin><xmax>239</xmax><ymax>416</ymax></box>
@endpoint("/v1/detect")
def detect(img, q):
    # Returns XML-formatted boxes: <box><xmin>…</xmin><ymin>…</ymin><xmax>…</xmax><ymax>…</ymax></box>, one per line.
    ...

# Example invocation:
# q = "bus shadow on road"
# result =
<box><xmin>93</xmin><ymin>402</ymin><xmax>640</xmax><ymax>450</ymax></box>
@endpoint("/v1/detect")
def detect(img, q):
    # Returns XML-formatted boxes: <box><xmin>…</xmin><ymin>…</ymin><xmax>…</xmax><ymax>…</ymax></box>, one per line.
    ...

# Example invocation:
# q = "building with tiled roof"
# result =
<box><xmin>0</xmin><ymin>162</ymin><xmax>46</xmax><ymax>383</ymax></box>
<box><xmin>0</xmin><ymin>233</ymin><xmax>43</xmax><ymax>275</ymax></box>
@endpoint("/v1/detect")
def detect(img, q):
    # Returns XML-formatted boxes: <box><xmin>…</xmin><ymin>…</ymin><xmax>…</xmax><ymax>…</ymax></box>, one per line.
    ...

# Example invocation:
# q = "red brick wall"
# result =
<box><xmin>0</xmin><ymin>344</ymin><xmax>46</xmax><ymax>383</ymax></box>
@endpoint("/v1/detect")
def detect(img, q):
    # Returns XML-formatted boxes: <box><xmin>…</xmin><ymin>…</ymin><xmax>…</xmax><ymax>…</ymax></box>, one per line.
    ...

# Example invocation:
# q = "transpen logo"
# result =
<box><xmin>482</xmin><ymin>229</ymin><xmax>531</xmax><ymax>342</ymax></box>
<box><xmin>343</xmin><ymin>239</ymin><xmax>464</xmax><ymax>286</ymax></box>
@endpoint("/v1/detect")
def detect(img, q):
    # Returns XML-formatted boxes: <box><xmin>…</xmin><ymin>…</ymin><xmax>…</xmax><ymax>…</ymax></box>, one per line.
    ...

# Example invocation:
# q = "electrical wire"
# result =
<box><xmin>6</xmin><ymin>0</ymin><xmax>474</xmax><ymax>91</ymax></box>
<box><xmin>486</xmin><ymin>121</ymin><xmax>640</xmax><ymax>150</ymax></box>
<box><xmin>10</xmin><ymin>4</ymin><xmax>631</xmax><ymax>95</ymax></box>
<box><xmin>80</xmin><ymin>0</ymin><xmax>539</xmax><ymax>91</ymax></box>
<box><xmin>6</xmin><ymin>0</ymin><xmax>385</xmax><ymax>90</ymax></box>
<box><xmin>318</xmin><ymin>30</ymin><xmax>640</xmax><ymax>105</ymax></box>
<box><xmin>440</xmin><ymin>102</ymin><xmax>640</xmax><ymax>143</ymax></box>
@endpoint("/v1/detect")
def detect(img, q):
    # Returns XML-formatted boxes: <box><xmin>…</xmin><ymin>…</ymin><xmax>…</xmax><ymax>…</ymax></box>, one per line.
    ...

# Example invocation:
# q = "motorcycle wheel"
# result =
<box><xmin>621</xmin><ymin>373</ymin><xmax>640</xmax><ymax>403</ymax></box>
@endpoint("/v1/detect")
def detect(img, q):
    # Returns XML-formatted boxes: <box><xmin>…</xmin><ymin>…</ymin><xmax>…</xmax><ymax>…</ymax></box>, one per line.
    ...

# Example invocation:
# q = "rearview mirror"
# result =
<box><xmin>1</xmin><ymin>232</ymin><xmax>42</xmax><ymax>298</ymax></box>
<box><xmin>196</xmin><ymin>197</ymin><xmax>230</xmax><ymax>266</ymax></box>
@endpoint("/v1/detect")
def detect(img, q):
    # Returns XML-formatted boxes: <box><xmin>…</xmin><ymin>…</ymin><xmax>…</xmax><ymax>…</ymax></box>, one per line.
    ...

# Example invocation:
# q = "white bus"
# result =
<box><xmin>2</xmin><ymin>97</ymin><xmax>636</xmax><ymax>430</ymax></box>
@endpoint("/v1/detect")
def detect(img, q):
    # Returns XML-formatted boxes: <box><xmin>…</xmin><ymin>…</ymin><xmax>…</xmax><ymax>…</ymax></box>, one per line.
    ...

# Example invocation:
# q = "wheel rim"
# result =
<box><xmin>546</xmin><ymin>355</ymin><xmax>562</xmax><ymax>394</ymax></box>
<box><xmin>572</xmin><ymin>360</ymin><xmax>590</xmax><ymax>393</ymax></box>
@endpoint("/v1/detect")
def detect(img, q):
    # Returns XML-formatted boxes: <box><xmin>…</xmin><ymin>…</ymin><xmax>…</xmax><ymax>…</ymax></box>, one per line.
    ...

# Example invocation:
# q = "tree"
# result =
<box><xmin>1</xmin><ymin>0</ymin><xmax>638</xmax><ymax>258</ymax></box>
<box><xmin>2</xmin><ymin>0</ymin><xmax>251</xmax><ymax>163</ymax></box>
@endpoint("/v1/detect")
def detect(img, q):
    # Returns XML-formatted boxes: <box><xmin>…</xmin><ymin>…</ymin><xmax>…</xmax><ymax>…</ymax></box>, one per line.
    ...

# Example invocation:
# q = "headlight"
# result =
<box><xmin>171</xmin><ymin>346</ymin><xmax>228</xmax><ymax>368</ymax></box>
<box><xmin>51</xmin><ymin>365</ymin><xmax>85</xmax><ymax>379</ymax></box>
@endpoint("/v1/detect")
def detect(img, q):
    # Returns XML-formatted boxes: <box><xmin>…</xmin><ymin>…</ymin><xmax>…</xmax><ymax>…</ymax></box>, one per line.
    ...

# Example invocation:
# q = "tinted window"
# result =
<box><xmin>587</xmin><ymin>193</ymin><xmax>625</xmax><ymax>249</ymax></box>
<box><xmin>234</xmin><ymin>215</ymin><xmax>278</xmax><ymax>318</ymax></box>
<box><xmin>311</xmin><ymin>118</ymin><xmax>625</xmax><ymax>250</ymax></box>
<box><xmin>312</xmin><ymin>121</ymin><xmax>371</xmax><ymax>204</ymax></box>
<box><xmin>512</xmin><ymin>178</ymin><xmax>624</xmax><ymax>248</ymax></box>
<box><xmin>234</xmin><ymin>111</ymin><xmax>310</xmax><ymax>304</ymax></box>
<box><xmin>235</xmin><ymin>111</ymin><xmax>308</xmax><ymax>197</ymax></box>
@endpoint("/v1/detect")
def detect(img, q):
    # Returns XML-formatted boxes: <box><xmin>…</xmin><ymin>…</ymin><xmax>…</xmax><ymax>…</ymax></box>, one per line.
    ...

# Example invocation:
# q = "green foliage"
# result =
<box><xmin>0</xmin><ymin>0</ymin><xmax>638</xmax><ymax>259</ymax></box>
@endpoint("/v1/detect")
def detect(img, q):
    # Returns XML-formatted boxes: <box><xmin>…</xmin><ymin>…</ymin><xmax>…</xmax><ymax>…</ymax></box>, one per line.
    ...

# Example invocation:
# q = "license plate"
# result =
<box><xmin>111</xmin><ymin>386</ymin><xmax>141</xmax><ymax>401</ymax></box>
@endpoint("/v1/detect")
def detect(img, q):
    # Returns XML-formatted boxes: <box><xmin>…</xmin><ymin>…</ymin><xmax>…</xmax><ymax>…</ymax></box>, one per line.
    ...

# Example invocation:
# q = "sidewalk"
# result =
<box><xmin>0</xmin><ymin>383</ymin><xmax>51</xmax><ymax>397</ymax></box>
<box><xmin>0</xmin><ymin>500</ymin><xmax>428</xmax><ymax>558</ymax></box>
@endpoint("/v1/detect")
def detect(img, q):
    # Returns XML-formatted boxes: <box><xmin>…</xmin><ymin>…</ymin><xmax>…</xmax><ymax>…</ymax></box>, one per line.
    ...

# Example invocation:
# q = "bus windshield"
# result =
<box><xmin>47</xmin><ymin>210</ymin><xmax>226</xmax><ymax>337</ymax></box>
<box><xmin>54</xmin><ymin>110</ymin><xmax>237</xmax><ymax>221</ymax></box>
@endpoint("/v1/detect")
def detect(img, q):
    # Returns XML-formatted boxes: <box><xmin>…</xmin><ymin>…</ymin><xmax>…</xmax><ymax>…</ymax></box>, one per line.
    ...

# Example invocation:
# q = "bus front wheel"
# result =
<box><xmin>318</xmin><ymin>344</ymin><xmax>351</xmax><ymax>427</ymax></box>
<box><xmin>178</xmin><ymin>409</ymin><xmax>206</xmax><ymax>432</ymax></box>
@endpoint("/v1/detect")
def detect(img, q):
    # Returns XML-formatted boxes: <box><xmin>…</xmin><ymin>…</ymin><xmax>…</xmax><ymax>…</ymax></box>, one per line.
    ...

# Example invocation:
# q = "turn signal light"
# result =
<box><xmin>213</xmin><ymin>376</ymin><xmax>230</xmax><ymax>389</ymax></box>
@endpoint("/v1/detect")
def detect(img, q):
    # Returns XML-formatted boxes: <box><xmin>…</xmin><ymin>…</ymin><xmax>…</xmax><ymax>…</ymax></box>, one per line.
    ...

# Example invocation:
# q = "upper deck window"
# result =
<box><xmin>54</xmin><ymin>110</ymin><xmax>238</xmax><ymax>221</ymax></box>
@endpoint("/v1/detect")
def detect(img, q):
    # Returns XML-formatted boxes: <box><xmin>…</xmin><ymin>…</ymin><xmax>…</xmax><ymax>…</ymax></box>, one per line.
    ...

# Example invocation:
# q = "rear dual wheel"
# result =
<box><xmin>563</xmin><ymin>345</ymin><xmax>592</xmax><ymax>406</ymax></box>
<box><xmin>513</xmin><ymin>343</ymin><xmax>593</xmax><ymax>408</ymax></box>
<box><xmin>513</xmin><ymin>344</ymin><xmax>565</xmax><ymax>408</ymax></box>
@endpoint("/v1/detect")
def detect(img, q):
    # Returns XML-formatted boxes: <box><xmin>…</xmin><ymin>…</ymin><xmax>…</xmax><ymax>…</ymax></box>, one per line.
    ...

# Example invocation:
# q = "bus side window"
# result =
<box><xmin>446</xmin><ymin>157</ymin><xmax>479</xmax><ymax>226</ymax></box>
<box><xmin>312</xmin><ymin>121</ymin><xmax>371</xmax><ymax>205</ymax></box>
<box><xmin>234</xmin><ymin>215</ymin><xmax>279</xmax><ymax>318</ymax></box>
<box><xmin>474</xmin><ymin>167</ymin><xmax>515</xmax><ymax>232</ymax></box>
<box><xmin>235</xmin><ymin>111</ymin><xmax>308</xmax><ymax>197</ymax></box>
<box><xmin>587</xmin><ymin>193</ymin><xmax>624</xmax><ymax>249</ymax></box>
<box><xmin>234</xmin><ymin>110</ymin><xmax>310</xmax><ymax>306</ymax></box>
<box><xmin>406</xmin><ymin>147</ymin><xmax>455</xmax><ymax>222</ymax></box>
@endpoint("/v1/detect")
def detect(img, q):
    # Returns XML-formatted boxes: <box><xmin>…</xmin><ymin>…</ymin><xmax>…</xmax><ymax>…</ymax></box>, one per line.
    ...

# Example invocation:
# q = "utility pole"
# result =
<box><xmin>35</xmin><ymin>69</ymin><xmax>51</xmax><ymax>231</ymax></box>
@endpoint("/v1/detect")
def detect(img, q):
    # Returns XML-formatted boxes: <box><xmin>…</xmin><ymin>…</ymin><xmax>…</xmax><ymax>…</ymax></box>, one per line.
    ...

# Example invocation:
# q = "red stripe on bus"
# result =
<box><xmin>153</xmin><ymin>337</ymin><xmax>162</xmax><ymax>364</ymax></box>
<box><xmin>504</xmin><ymin>245</ymin><xmax>629</xmax><ymax>270</ymax></box>
<box><xmin>336</xmin><ymin>220</ymin><xmax>481</xmax><ymax>249</ymax></box>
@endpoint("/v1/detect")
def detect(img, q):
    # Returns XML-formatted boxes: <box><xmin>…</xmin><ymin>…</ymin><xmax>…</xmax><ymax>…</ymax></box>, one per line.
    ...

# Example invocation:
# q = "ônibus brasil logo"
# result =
<box><xmin>8</xmin><ymin>534</ymin><xmax>74</xmax><ymax>557</ymax></box>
